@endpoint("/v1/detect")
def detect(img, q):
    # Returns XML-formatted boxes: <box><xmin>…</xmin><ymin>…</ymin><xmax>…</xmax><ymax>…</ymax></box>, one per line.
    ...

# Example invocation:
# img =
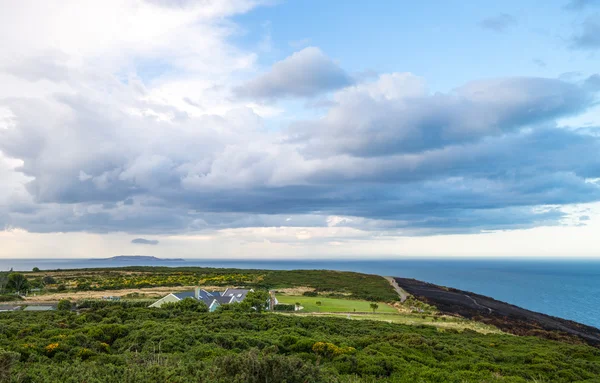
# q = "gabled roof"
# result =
<box><xmin>173</xmin><ymin>291</ymin><xmax>196</xmax><ymax>300</ymax></box>
<box><xmin>214</xmin><ymin>295</ymin><xmax>236</xmax><ymax>304</ymax></box>
<box><xmin>196</xmin><ymin>289</ymin><xmax>214</xmax><ymax>300</ymax></box>
<box><xmin>222</xmin><ymin>288</ymin><xmax>252</xmax><ymax>301</ymax></box>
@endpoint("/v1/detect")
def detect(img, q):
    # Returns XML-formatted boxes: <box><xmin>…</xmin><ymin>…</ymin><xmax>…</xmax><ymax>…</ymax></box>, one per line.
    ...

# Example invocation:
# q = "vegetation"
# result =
<box><xmin>273</xmin><ymin>304</ymin><xmax>295</xmax><ymax>311</ymax></box>
<box><xmin>5</xmin><ymin>274</ymin><xmax>29</xmax><ymax>295</ymax></box>
<box><xmin>162</xmin><ymin>298</ymin><xmax>208</xmax><ymax>313</ymax></box>
<box><xmin>22</xmin><ymin>267</ymin><xmax>398</xmax><ymax>302</ymax></box>
<box><xmin>0</xmin><ymin>307</ymin><xmax>599</xmax><ymax>382</ymax></box>
<box><xmin>57</xmin><ymin>300</ymin><xmax>72</xmax><ymax>311</ymax></box>
<box><xmin>0</xmin><ymin>296</ymin><xmax>22</xmax><ymax>303</ymax></box>
<box><xmin>276</xmin><ymin>295</ymin><xmax>397</xmax><ymax>313</ymax></box>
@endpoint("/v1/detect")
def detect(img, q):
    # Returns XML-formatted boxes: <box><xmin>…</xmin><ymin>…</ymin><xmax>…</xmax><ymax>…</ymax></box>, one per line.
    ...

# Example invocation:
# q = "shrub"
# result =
<box><xmin>303</xmin><ymin>291</ymin><xmax>318</xmax><ymax>297</ymax></box>
<box><xmin>57</xmin><ymin>300</ymin><xmax>72</xmax><ymax>311</ymax></box>
<box><xmin>273</xmin><ymin>304</ymin><xmax>295</xmax><ymax>311</ymax></box>
<box><xmin>0</xmin><ymin>295</ymin><xmax>22</xmax><ymax>303</ymax></box>
<box><xmin>312</xmin><ymin>342</ymin><xmax>356</xmax><ymax>359</ymax></box>
<box><xmin>162</xmin><ymin>298</ymin><xmax>208</xmax><ymax>313</ymax></box>
<box><xmin>209</xmin><ymin>348</ymin><xmax>321</xmax><ymax>383</ymax></box>
<box><xmin>0</xmin><ymin>349</ymin><xmax>20</xmax><ymax>382</ymax></box>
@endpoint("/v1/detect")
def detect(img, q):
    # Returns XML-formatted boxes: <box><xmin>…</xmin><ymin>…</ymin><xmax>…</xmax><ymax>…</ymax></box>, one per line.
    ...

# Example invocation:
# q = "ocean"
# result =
<box><xmin>3</xmin><ymin>258</ymin><xmax>600</xmax><ymax>329</ymax></box>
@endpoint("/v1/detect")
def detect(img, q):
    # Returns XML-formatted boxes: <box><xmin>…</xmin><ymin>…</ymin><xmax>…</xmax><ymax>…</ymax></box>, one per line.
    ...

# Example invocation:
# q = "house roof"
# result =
<box><xmin>173</xmin><ymin>291</ymin><xmax>196</xmax><ymax>300</ymax></box>
<box><xmin>223</xmin><ymin>288</ymin><xmax>252</xmax><ymax>301</ymax></box>
<box><xmin>155</xmin><ymin>288</ymin><xmax>251</xmax><ymax>309</ymax></box>
<box><xmin>214</xmin><ymin>295</ymin><xmax>236</xmax><ymax>304</ymax></box>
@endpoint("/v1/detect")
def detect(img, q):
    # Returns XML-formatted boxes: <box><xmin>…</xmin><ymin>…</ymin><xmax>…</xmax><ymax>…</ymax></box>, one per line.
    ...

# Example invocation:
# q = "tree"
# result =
<box><xmin>370</xmin><ymin>303</ymin><xmax>379</xmax><ymax>313</ymax></box>
<box><xmin>163</xmin><ymin>298</ymin><xmax>208</xmax><ymax>313</ymax></box>
<box><xmin>316</xmin><ymin>301</ymin><xmax>322</xmax><ymax>312</ymax></box>
<box><xmin>6</xmin><ymin>273</ymin><xmax>29</xmax><ymax>295</ymax></box>
<box><xmin>43</xmin><ymin>276</ymin><xmax>57</xmax><ymax>285</ymax></box>
<box><xmin>57</xmin><ymin>299</ymin><xmax>72</xmax><ymax>311</ymax></box>
<box><xmin>244</xmin><ymin>290</ymin><xmax>270</xmax><ymax>313</ymax></box>
<box><xmin>32</xmin><ymin>267</ymin><xmax>40</xmax><ymax>272</ymax></box>
<box><xmin>0</xmin><ymin>269</ymin><xmax>11</xmax><ymax>294</ymax></box>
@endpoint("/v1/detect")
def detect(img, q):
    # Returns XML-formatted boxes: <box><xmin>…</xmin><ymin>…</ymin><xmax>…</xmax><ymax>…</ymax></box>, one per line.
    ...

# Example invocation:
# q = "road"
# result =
<box><xmin>384</xmin><ymin>277</ymin><xmax>409</xmax><ymax>302</ymax></box>
<box><xmin>464</xmin><ymin>294</ymin><xmax>493</xmax><ymax>314</ymax></box>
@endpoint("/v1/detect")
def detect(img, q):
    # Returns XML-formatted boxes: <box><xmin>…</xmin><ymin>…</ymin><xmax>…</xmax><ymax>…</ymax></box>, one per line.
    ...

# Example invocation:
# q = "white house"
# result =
<box><xmin>149</xmin><ymin>287</ymin><xmax>253</xmax><ymax>312</ymax></box>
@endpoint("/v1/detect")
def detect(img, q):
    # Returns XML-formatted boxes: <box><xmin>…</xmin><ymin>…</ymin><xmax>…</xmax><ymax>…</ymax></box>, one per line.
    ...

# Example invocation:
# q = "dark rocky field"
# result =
<box><xmin>395</xmin><ymin>277</ymin><xmax>600</xmax><ymax>347</ymax></box>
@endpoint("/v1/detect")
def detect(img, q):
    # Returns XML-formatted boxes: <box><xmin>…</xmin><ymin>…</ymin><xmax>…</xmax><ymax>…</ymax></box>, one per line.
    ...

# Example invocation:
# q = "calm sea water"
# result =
<box><xmin>3</xmin><ymin>258</ymin><xmax>600</xmax><ymax>328</ymax></box>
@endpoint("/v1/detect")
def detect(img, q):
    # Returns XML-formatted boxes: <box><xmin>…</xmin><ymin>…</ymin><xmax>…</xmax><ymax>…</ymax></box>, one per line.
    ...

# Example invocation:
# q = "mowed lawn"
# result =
<box><xmin>276</xmin><ymin>295</ymin><xmax>397</xmax><ymax>313</ymax></box>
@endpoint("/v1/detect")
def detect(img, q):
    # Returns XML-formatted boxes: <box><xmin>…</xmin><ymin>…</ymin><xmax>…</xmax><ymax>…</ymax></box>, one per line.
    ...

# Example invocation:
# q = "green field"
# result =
<box><xmin>276</xmin><ymin>294</ymin><xmax>397</xmax><ymax>313</ymax></box>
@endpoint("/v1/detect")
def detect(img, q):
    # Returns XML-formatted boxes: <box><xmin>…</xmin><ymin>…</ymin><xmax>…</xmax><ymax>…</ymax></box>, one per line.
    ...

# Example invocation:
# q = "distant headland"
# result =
<box><xmin>91</xmin><ymin>255</ymin><xmax>186</xmax><ymax>262</ymax></box>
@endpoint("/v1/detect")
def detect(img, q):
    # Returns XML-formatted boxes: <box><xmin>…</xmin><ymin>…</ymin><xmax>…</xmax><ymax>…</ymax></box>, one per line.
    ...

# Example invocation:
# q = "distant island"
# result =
<box><xmin>91</xmin><ymin>255</ymin><xmax>186</xmax><ymax>262</ymax></box>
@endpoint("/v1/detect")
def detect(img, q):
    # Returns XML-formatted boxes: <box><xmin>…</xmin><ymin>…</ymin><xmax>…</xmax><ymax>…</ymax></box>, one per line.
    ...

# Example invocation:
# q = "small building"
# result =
<box><xmin>149</xmin><ymin>287</ymin><xmax>253</xmax><ymax>312</ymax></box>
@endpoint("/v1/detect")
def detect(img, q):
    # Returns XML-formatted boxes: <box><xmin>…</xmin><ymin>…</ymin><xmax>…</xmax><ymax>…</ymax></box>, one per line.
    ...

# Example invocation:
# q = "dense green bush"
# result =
<box><xmin>0</xmin><ymin>307</ymin><xmax>599</xmax><ymax>382</ymax></box>
<box><xmin>162</xmin><ymin>298</ymin><xmax>208</xmax><ymax>313</ymax></box>
<box><xmin>0</xmin><ymin>296</ymin><xmax>22</xmax><ymax>303</ymax></box>
<box><xmin>57</xmin><ymin>300</ymin><xmax>72</xmax><ymax>311</ymax></box>
<box><xmin>0</xmin><ymin>349</ymin><xmax>19</xmax><ymax>383</ymax></box>
<box><xmin>273</xmin><ymin>304</ymin><xmax>296</xmax><ymax>311</ymax></box>
<box><xmin>76</xmin><ymin>300</ymin><xmax>155</xmax><ymax>310</ymax></box>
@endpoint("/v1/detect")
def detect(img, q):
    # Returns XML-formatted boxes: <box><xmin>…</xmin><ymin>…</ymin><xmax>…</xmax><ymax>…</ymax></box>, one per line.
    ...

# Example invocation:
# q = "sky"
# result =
<box><xmin>1</xmin><ymin>0</ymin><xmax>600</xmax><ymax>259</ymax></box>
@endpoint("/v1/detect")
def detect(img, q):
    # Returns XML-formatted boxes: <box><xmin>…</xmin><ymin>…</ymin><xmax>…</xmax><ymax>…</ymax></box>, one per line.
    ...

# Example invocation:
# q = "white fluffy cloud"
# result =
<box><xmin>1</xmin><ymin>1</ymin><xmax>600</xmax><ymax>259</ymax></box>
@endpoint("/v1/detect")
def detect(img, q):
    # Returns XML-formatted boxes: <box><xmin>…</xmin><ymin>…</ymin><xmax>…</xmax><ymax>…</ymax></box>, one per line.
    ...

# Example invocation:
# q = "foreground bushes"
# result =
<box><xmin>0</xmin><ymin>308</ymin><xmax>599</xmax><ymax>382</ymax></box>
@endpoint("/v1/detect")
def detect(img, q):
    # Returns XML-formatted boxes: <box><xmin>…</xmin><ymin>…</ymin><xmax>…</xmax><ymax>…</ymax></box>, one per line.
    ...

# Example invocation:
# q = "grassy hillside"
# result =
<box><xmin>1</xmin><ymin>307</ymin><xmax>599</xmax><ymax>382</ymax></box>
<box><xmin>24</xmin><ymin>267</ymin><xmax>399</xmax><ymax>302</ymax></box>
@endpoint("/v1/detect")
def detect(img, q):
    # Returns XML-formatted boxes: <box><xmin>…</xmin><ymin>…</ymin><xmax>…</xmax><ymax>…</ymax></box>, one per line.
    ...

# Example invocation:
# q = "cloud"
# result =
<box><xmin>2</xmin><ymin>2</ymin><xmax>600</xmax><ymax>240</ymax></box>
<box><xmin>234</xmin><ymin>47</ymin><xmax>354</xmax><ymax>100</ymax></box>
<box><xmin>2</xmin><ymin>70</ymin><xmax>600</xmax><ymax>236</ymax></box>
<box><xmin>533</xmin><ymin>58</ymin><xmax>547</xmax><ymax>68</ymax></box>
<box><xmin>585</xmin><ymin>74</ymin><xmax>600</xmax><ymax>90</ymax></box>
<box><xmin>479</xmin><ymin>14</ymin><xmax>517</xmax><ymax>32</ymax></box>
<box><xmin>290</xmin><ymin>73</ymin><xmax>593</xmax><ymax>157</ymax></box>
<box><xmin>131</xmin><ymin>238</ymin><xmax>159</xmax><ymax>245</ymax></box>
<box><xmin>571</xmin><ymin>16</ymin><xmax>600</xmax><ymax>49</ymax></box>
<box><xmin>565</xmin><ymin>0</ymin><xmax>600</xmax><ymax>10</ymax></box>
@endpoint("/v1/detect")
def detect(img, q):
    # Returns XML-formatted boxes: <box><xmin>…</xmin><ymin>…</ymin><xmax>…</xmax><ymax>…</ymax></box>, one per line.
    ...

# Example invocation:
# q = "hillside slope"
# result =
<box><xmin>395</xmin><ymin>277</ymin><xmax>600</xmax><ymax>347</ymax></box>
